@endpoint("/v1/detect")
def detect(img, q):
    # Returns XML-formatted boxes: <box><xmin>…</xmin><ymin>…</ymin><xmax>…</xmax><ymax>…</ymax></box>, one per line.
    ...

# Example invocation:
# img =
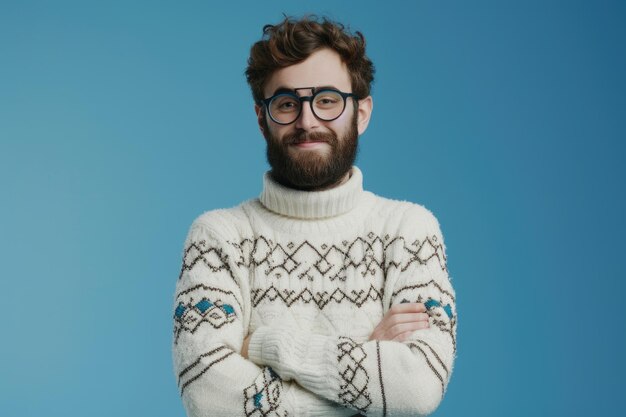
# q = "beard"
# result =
<box><xmin>263</xmin><ymin>111</ymin><xmax>359</xmax><ymax>191</ymax></box>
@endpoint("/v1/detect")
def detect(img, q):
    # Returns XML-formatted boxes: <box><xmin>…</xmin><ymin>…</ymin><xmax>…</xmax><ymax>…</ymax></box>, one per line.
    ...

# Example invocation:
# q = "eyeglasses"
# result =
<box><xmin>259</xmin><ymin>87</ymin><xmax>358</xmax><ymax>125</ymax></box>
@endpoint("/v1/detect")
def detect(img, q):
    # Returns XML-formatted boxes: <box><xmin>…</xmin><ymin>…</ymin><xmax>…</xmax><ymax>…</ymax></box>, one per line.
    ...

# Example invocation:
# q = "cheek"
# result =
<box><xmin>330</xmin><ymin>104</ymin><xmax>357</xmax><ymax>129</ymax></box>
<box><xmin>266</xmin><ymin>124</ymin><xmax>289</xmax><ymax>141</ymax></box>
<box><xmin>326</xmin><ymin>114</ymin><xmax>352</xmax><ymax>136</ymax></box>
<box><xmin>333</xmin><ymin>106</ymin><xmax>353</xmax><ymax>124</ymax></box>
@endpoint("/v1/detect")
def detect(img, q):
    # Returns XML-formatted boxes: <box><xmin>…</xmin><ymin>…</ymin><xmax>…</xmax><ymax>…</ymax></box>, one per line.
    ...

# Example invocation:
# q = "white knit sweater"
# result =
<box><xmin>172</xmin><ymin>166</ymin><xmax>457</xmax><ymax>417</ymax></box>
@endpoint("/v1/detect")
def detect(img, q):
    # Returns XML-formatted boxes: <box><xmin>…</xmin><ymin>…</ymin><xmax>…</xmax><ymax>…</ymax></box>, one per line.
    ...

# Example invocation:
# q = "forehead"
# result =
<box><xmin>263</xmin><ymin>48</ymin><xmax>351</xmax><ymax>97</ymax></box>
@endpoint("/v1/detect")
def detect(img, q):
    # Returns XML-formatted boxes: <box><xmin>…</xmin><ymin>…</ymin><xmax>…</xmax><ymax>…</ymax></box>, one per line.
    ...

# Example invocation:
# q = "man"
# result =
<box><xmin>172</xmin><ymin>15</ymin><xmax>457</xmax><ymax>417</ymax></box>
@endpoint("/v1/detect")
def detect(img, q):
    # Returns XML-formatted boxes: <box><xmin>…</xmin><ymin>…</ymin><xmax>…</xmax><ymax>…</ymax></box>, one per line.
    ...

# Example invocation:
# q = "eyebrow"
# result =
<box><xmin>271</xmin><ymin>85</ymin><xmax>340</xmax><ymax>96</ymax></box>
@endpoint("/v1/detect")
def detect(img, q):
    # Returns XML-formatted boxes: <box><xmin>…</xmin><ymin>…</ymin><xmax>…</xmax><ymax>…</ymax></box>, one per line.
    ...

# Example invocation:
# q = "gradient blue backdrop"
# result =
<box><xmin>1</xmin><ymin>1</ymin><xmax>624</xmax><ymax>416</ymax></box>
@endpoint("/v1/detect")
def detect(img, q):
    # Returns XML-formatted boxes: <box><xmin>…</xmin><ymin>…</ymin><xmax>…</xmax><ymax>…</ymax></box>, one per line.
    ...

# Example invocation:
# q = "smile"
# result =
<box><xmin>291</xmin><ymin>141</ymin><xmax>329</xmax><ymax>149</ymax></box>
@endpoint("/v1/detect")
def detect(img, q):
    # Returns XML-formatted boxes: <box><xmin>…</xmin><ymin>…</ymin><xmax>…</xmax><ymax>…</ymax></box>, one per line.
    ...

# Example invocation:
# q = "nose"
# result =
<box><xmin>294</xmin><ymin>99</ymin><xmax>320</xmax><ymax>131</ymax></box>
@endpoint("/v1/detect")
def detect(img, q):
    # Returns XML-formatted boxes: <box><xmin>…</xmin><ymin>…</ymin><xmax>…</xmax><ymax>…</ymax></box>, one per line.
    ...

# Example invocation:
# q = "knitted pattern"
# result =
<box><xmin>172</xmin><ymin>166</ymin><xmax>457</xmax><ymax>417</ymax></box>
<box><xmin>243</xmin><ymin>367</ymin><xmax>288</xmax><ymax>416</ymax></box>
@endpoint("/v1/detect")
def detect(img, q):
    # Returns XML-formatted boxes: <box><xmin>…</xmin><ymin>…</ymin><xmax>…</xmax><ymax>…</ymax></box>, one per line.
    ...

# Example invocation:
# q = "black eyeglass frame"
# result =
<box><xmin>258</xmin><ymin>87</ymin><xmax>359</xmax><ymax>125</ymax></box>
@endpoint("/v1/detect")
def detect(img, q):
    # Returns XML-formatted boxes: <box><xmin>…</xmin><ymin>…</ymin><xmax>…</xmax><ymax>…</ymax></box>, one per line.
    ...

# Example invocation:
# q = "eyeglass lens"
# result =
<box><xmin>269</xmin><ymin>90</ymin><xmax>345</xmax><ymax>124</ymax></box>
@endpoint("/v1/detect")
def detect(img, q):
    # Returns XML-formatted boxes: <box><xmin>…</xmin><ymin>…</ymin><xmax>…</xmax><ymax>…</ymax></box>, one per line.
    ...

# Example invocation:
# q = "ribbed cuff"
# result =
<box><xmin>247</xmin><ymin>326</ymin><xmax>271</xmax><ymax>367</ymax></box>
<box><xmin>247</xmin><ymin>326</ymin><xmax>339</xmax><ymax>396</ymax></box>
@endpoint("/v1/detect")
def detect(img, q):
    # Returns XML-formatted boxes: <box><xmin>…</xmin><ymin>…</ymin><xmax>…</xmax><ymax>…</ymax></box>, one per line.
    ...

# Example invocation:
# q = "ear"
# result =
<box><xmin>255</xmin><ymin>104</ymin><xmax>265</xmax><ymax>135</ymax></box>
<box><xmin>356</xmin><ymin>96</ymin><xmax>373</xmax><ymax>135</ymax></box>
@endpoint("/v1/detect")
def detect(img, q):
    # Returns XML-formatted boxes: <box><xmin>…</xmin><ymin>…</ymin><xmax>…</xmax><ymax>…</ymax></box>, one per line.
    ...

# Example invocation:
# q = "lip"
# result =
<box><xmin>291</xmin><ymin>141</ymin><xmax>328</xmax><ymax>148</ymax></box>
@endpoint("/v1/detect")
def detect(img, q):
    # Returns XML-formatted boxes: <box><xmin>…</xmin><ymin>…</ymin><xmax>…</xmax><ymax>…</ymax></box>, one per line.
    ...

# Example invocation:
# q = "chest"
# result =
<box><xmin>235</xmin><ymin>235</ymin><xmax>390</xmax><ymax>339</ymax></box>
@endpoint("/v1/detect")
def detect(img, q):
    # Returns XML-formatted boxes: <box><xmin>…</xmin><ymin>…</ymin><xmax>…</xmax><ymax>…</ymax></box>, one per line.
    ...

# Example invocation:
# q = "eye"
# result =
<box><xmin>314</xmin><ymin>91</ymin><xmax>342</xmax><ymax>108</ymax></box>
<box><xmin>270</xmin><ymin>95</ymin><xmax>299</xmax><ymax>113</ymax></box>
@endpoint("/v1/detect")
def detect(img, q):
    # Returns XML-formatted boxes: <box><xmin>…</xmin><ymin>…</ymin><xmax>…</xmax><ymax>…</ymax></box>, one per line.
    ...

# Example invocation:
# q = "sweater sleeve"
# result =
<box><xmin>246</xmin><ymin>209</ymin><xmax>457</xmax><ymax>416</ymax></box>
<box><xmin>172</xmin><ymin>217</ymin><xmax>357</xmax><ymax>417</ymax></box>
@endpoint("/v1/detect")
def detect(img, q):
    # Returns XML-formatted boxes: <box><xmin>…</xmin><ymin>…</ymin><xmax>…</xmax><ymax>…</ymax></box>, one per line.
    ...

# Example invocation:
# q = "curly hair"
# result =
<box><xmin>245</xmin><ymin>15</ymin><xmax>375</xmax><ymax>104</ymax></box>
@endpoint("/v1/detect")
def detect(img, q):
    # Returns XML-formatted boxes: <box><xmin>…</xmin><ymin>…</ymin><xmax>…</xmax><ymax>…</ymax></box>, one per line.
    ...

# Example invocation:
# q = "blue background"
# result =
<box><xmin>1</xmin><ymin>1</ymin><xmax>624</xmax><ymax>416</ymax></box>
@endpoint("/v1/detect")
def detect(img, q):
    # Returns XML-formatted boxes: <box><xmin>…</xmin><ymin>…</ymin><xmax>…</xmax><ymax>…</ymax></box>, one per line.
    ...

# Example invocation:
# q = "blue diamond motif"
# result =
<box><xmin>222</xmin><ymin>304</ymin><xmax>235</xmax><ymax>316</ymax></box>
<box><xmin>195</xmin><ymin>299</ymin><xmax>213</xmax><ymax>313</ymax></box>
<box><xmin>443</xmin><ymin>304</ymin><xmax>453</xmax><ymax>319</ymax></box>
<box><xmin>253</xmin><ymin>392</ymin><xmax>263</xmax><ymax>408</ymax></box>
<box><xmin>425</xmin><ymin>299</ymin><xmax>441</xmax><ymax>310</ymax></box>
<box><xmin>175</xmin><ymin>303</ymin><xmax>186</xmax><ymax>318</ymax></box>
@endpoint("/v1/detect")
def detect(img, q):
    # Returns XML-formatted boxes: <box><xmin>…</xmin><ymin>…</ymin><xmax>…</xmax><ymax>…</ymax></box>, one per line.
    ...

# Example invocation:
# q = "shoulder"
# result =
<box><xmin>185</xmin><ymin>201</ymin><xmax>254</xmax><ymax>243</ymax></box>
<box><xmin>367</xmin><ymin>192</ymin><xmax>444</xmax><ymax>238</ymax></box>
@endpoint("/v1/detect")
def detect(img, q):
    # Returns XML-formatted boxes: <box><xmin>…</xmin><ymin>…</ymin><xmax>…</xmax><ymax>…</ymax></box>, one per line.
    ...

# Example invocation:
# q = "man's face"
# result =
<box><xmin>256</xmin><ymin>48</ymin><xmax>371</xmax><ymax>190</ymax></box>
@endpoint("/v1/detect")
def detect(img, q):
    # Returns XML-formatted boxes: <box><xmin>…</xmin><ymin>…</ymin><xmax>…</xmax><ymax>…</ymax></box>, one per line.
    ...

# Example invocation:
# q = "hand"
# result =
<box><xmin>241</xmin><ymin>333</ymin><xmax>252</xmax><ymax>359</ymax></box>
<box><xmin>369</xmin><ymin>303</ymin><xmax>430</xmax><ymax>342</ymax></box>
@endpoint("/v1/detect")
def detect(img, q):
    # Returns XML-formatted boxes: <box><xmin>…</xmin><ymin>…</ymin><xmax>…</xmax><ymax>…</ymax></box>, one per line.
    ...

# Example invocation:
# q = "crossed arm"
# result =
<box><xmin>172</xmin><ymin>214</ymin><xmax>456</xmax><ymax>416</ymax></box>
<box><xmin>242</xmin><ymin>302</ymin><xmax>431</xmax><ymax>357</ymax></box>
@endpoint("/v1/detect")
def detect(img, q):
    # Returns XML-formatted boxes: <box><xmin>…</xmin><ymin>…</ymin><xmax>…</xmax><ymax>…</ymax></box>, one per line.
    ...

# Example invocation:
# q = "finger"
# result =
<box><xmin>371</xmin><ymin>318</ymin><xmax>429</xmax><ymax>341</ymax></box>
<box><xmin>387</xmin><ymin>312</ymin><xmax>430</xmax><ymax>326</ymax></box>
<box><xmin>370</xmin><ymin>310</ymin><xmax>430</xmax><ymax>341</ymax></box>
<box><xmin>393</xmin><ymin>331</ymin><xmax>413</xmax><ymax>342</ymax></box>
<box><xmin>395</xmin><ymin>324</ymin><xmax>430</xmax><ymax>341</ymax></box>
<box><xmin>389</xmin><ymin>303</ymin><xmax>427</xmax><ymax>314</ymax></box>
<box><xmin>393</xmin><ymin>328</ymin><xmax>427</xmax><ymax>342</ymax></box>
<box><xmin>387</xmin><ymin>321</ymin><xmax>429</xmax><ymax>339</ymax></box>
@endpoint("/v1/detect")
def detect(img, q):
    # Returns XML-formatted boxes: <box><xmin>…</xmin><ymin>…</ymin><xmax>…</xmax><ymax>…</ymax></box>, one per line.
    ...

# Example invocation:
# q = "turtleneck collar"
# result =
<box><xmin>259</xmin><ymin>166</ymin><xmax>364</xmax><ymax>219</ymax></box>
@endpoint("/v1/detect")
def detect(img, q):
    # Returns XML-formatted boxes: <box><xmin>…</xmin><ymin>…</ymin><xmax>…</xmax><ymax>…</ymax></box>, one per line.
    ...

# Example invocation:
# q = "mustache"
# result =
<box><xmin>284</xmin><ymin>130</ymin><xmax>337</xmax><ymax>145</ymax></box>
